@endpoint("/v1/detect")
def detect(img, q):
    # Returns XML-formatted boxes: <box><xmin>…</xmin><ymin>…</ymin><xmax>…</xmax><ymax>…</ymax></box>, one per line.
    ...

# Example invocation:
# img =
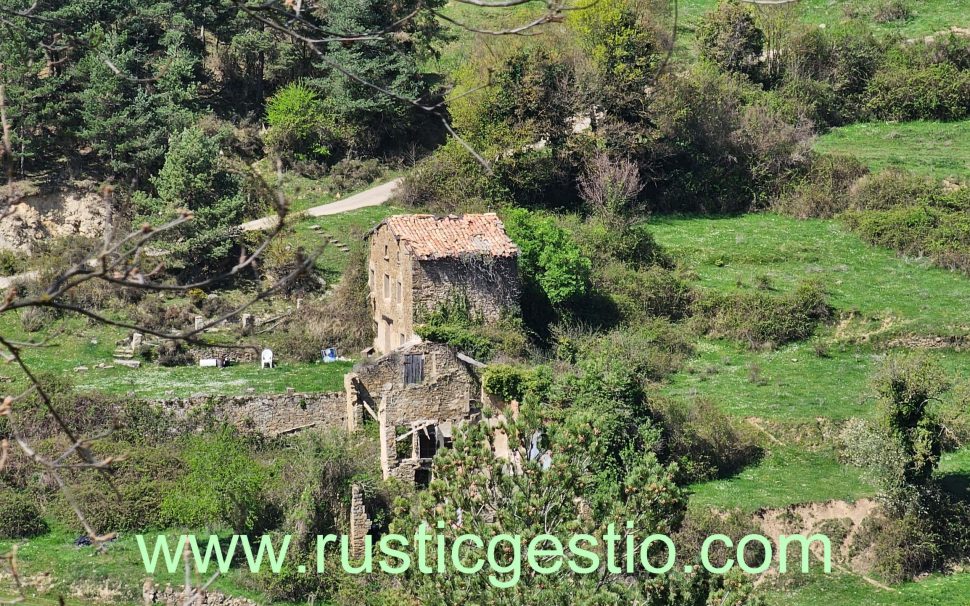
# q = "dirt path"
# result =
<box><xmin>238</xmin><ymin>177</ymin><xmax>403</xmax><ymax>232</ymax></box>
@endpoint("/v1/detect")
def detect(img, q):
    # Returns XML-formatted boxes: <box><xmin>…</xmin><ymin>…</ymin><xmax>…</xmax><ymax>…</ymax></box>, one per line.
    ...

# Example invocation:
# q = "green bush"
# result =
<box><xmin>697</xmin><ymin>281</ymin><xmax>833</xmax><ymax>348</ymax></box>
<box><xmin>162</xmin><ymin>427</ymin><xmax>269</xmax><ymax>533</ymax></box>
<box><xmin>775</xmin><ymin>154</ymin><xmax>869</xmax><ymax>219</ymax></box>
<box><xmin>48</xmin><ymin>442</ymin><xmax>185</xmax><ymax>532</ymax></box>
<box><xmin>596</xmin><ymin>262</ymin><xmax>695</xmax><ymax>322</ymax></box>
<box><xmin>264</xmin><ymin>82</ymin><xmax>340</xmax><ymax>163</ymax></box>
<box><xmin>651</xmin><ymin>397</ymin><xmax>762</xmax><ymax>482</ymax></box>
<box><xmin>854</xmin><ymin>513</ymin><xmax>941</xmax><ymax>584</ymax></box>
<box><xmin>503</xmin><ymin>207</ymin><xmax>591</xmax><ymax>308</ymax></box>
<box><xmin>865</xmin><ymin>63</ymin><xmax>970</xmax><ymax>121</ymax></box>
<box><xmin>571</xmin><ymin>216</ymin><xmax>672</xmax><ymax>270</ymax></box>
<box><xmin>697</xmin><ymin>0</ymin><xmax>765</xmax><ymax>79</ymax></box>
<box><xmin>775</xmin><ymin>77</ymin><xmax>841</xmax><ymax>128</ymax></box>
<box><xmin>873</xmin><ymin>0</ymin><xmax>912</xmax><ymax>23</ymax></box>
<box><xmin>329</xmin><ymin>157</ymin><xmax>383</xmax><ymax>193</ymax></box>
<box><xmin>577</xmin><ymin>320</ymin><xmax>695</xmax><ymax>383</ymax></box>
<box><xmin>842</xmin><ymin>204</ymin><xmax>970</xmax><ymax>273</ymax></box>
<box><xmin>396</xmin><ymin>139</ymin><xmax>496</xmax><ymax>214</ymax></box>
<box><xmin>847</xmin><ymin>169</ymin><xmax>938</xmax><ymax>211</ymax></box>
<box><xmin>0</xmin><ymin>490</ymin><xmax>48</xmax><ymax>539</ymax></box>
<box><xmin>0</xmin><ymin>249</ymin><xmax>26</xmax><ymax>275</ymax></box>
<box><xmin>482</xmin><ymin>364</ymin><xmax>532</xmax><ymax>402</ymax></box>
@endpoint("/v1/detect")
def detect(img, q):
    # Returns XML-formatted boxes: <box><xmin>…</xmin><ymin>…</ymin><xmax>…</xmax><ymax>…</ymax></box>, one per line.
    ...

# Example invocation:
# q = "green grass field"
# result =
<box><xmin>689</xmin><ymin>445</ymin><xmax>874</xmax><ymax>512</ymax></box>
<box><xmin>286</xmin><ymin>203</ymin><xmax>402</xmax><ymax>280</ymax></box>
<box><xmin>651</xmin><ymin>213</ymin><xmax>970</xmax><ymax>339</ymax></box>
<box><xmin>664</xmin><ymin>339</ymin><xmax>970</xmax><ymax>421</ymax></box>
<box><xmin>679</xmin><ymin>0</ymin><xmax>968</xmax><ymax>43</ymax></box>
<box><xmin>0</xmin><ymin>527</ymin><xmax>267</xmax><ymax>606</ymax></box>
<box><xmin>765</xmin><ymin>570</ymin><xmax>970</xmax><ymax>606</ymax></box>
<box><xmin>814</xmin><ymin>120</ymin><xmax>970</xmax><ymax>182</ymax></box>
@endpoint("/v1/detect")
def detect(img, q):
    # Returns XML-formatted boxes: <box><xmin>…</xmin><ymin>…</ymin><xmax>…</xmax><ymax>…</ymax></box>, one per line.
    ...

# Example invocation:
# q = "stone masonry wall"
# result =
<box><xmin>412</xmin><ymin>255</ymin><xmax>520</xmax><ymax>324</ymax></box>
<box><xmin>368</xmin><ymin>226</ymin><xmax>416</xmax><ymax>353</ymax></box>
<box><xmin>150</xmin><ymin>392</ymin><xmax>346</xmax><ymax>436</ymax></box>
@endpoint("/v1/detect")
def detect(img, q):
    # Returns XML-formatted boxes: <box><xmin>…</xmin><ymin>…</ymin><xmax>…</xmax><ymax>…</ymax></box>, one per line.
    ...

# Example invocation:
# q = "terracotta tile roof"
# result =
<box><xmin>375</xmin><ymin>213</ymin><xmax>519</xmax><ymax>260</ymax></box>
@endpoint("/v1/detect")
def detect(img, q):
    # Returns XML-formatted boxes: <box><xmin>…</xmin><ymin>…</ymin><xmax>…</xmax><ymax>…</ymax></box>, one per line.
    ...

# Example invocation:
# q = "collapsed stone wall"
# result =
<box><xmin>150</xmin><ymin>391</ymin><xmax>347</xmax><ymax>436</ymax></box>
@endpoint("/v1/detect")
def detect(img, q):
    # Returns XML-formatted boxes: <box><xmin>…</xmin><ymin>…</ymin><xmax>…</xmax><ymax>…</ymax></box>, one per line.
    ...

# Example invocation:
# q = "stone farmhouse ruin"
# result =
<box><xmin>145</xmin><ymin>213</ymin><xmax>523</xmax><ymax>554</ymax></box>
<box><xmin>365</xmin><ymin>213</ymin><xmax>521</xmax><ymax>354</ymax></box>
<box><xmin>345</xmin><ymin>341</ymin><xmax>482</xmax><ymax>486</ymax></box>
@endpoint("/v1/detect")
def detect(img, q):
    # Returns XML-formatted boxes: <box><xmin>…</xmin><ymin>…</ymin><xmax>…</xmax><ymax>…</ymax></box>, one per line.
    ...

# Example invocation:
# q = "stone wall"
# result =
<box><xmin>350</xmin><ymin>342</ymin><xmax>481</xmax><ymax>482</ymax></box>
<box><xmin>412</xmin><ymin>255</ymin><xmax>520</xmax><ymax>324</ymax></box>
<box><xmin>151</xmin><ymin>391</ymin><xmax>347</xmax><ymax>436</ymax></box>
<box><xmin>143</xmin><ymin>582</ymin><xmax>257</xmax><ymax>606</ymax></box>
<box><xmin>353</xmin><ymin>342</ymin><xmax>479</xmax><ymax>427</ymax></box>
<box><xmin>368</xmin><ymin>225</ymin><xmax>416</xmax><ymax>353</ymax></box>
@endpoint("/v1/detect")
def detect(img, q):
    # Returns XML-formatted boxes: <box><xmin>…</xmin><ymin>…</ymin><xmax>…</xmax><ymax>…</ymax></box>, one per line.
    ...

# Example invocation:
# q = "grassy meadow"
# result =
<box><xmin>814</xmin><ymin>120</ymin><xmax>970</xmax><ymax>182</ymax></box>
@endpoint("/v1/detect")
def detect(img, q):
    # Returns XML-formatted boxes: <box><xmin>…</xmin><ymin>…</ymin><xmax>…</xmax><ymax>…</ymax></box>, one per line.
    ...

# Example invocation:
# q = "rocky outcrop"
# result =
<box><xmin>0</xmin><ymin>180</ymin><xmax>106</xmax><ymax>253</ymax></box>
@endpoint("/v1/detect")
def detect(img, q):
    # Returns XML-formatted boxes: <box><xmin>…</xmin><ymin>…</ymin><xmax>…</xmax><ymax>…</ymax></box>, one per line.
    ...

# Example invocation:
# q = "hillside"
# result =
<box><xmin>1</xmin><ymin>0</ymin><xmax>969</xmax><ymax>605</ymax></box>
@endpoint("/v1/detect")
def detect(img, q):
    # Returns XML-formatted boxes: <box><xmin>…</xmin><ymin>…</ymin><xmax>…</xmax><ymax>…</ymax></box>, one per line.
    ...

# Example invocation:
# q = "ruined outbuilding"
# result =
<box><xmin>345</xmin><ymin>341</ymin><xmax>481</xmax><ymax>485</ymax></box>
<box><xmin>366</xmin><ymin>213</ymin><xmax>521</xmax><ymax>354</ymax></box>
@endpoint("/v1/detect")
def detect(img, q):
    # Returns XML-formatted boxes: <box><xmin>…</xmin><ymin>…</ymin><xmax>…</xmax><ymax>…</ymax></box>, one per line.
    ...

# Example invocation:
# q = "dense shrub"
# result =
<box><xmin>18</xmin><ymin>306</ymin><xmax>55</xmax><ymax>333</ymax></box>
<box><xmin>647</xmin><ymin>64</ymin><xmax>813</xmax><ymax>212</ymax></box>
<box><xmin>775</xmin><ymin>76</ymin><xmax>842</xmax><ymax>128</ymax></box>
<box><xmin>264</xmin><ymin>82</ymin><xmax>341</xmax><ymax>164</ymax></box>
<box><xmin>5</xmin><ymin>378</ymin><xmax>122</xmax><ymax>441</ymax></box>
<box><xmin>696</xmin><ymin>281</ymin><xmax>833</xmax><ymax>348</ymax></box>
<box><xmin>482</xmin><ymin>364</ymin><xmax>533</xmax><ymax>402</ymax></box>
<box><xmin>675</xmin><ymin>508</ymin><xmax>764</xmax><ymax>569</ymax></box>
<box><xmin>503</xmin><ymin>207</ymin><xmax>591</xmax><ymax>308</ymax></box>
<box><xmin>846</xmin><ymin>169</ymin><xmax>939</xmax><ymax>211</ymax></box>
<box><xmin>568</xmin><ymin>0</ymin><xmax>667</xmax><ymax>118</ymax></box>
<box><xmin>578</xmin><ymin>320</ymin><xmax>695</xmax><ymax>383</ymax></box>
<box><xmin>865</xmin><ymin>63</ymin><xmax>970</xmax><ymax>121</ymax></box>
<box><xmin>162</xmin><ymin>427</ymin><xmax>270</xmax><ymax>533</ymax></box>
<box><xmin>570</xmin><ymin>216</ymin><xmax>672</xmax><ymax>270</ymax></box>
<box><xmin>0</xmin><ymin>490</ymin><xmax>48</xmax><ymax>539</ymax></box>
<box><xmin>328</xmin><ymin>157</ymin><xmax>384</xmax><ymax>193</ymax></box>
<box><xmin>843</xmin><ymin>204</ymin><xmax>970</xmax><ymax>273</ymax></box>
<box><xmin>853</xmin><ymin>513</ymin><xmax>941</xmax><ymax>584</ymax></box>
<box><xmin>774</xmin><ymin>154</ymin><xmax>869</xmax><ymax>218</ymax></box>
<box><xmin>651</xmin><ymin>397</ymin><xmax>762</xmax><ymax>482</ymax></box>
<box><xmin>271</xmin><ymin>430</ymin><xmax>381</xmax><ymax>548</ymax></box>
<box><xmin>396</xmin><ymin>140</ymin><xmax>496</xmax><ymax>214</ymax></box>
<box><xmin>873</xmin><ymin>0</ymin><xmax>912</xmax><ymax>23</ymax></box>
<box><xmin>596</xmin><ymin>262</ymin><xmax>695</xmax><ymax>323</ymax></box>
<box><xmin>0</xmin><ymin>249</ymin><xmax>26</xmax><ymax>275</ymax></box>
<box><xmin>49</xmin><ymin>442</ymin><xmax>185</xmax><ymax>532</ymax></box>
<box><xmin>781</xmin><ymin>25</ymin><xmax>887</xmax><ymax>122</ymax></box>
<box><xmin>156</xmin><ymin>340</ymin><xmax>193</xmax><ymax>367</ymax></box>
<box><xmin>697</xmin><ymin>0</ymin><xmax>765</xmax><ymax>79</ymax></box>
